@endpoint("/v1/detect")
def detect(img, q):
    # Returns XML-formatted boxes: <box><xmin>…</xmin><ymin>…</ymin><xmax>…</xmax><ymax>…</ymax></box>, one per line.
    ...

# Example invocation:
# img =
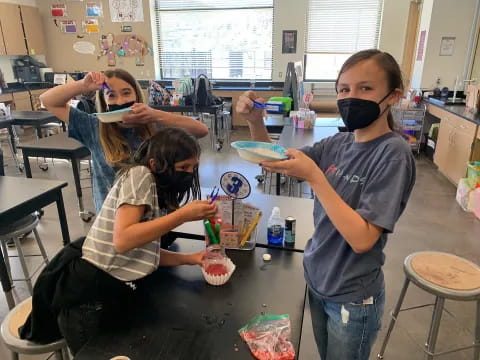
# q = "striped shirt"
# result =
<box><xmin>82</xmin><ymin>165</ymin><xmax>165</xmax><ymax>281</ymax></box>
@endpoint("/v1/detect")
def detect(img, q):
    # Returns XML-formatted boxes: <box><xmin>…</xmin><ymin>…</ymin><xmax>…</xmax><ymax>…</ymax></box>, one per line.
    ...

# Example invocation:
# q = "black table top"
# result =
<box><xmin>18</xmin><ymin>133</ymin><xmax>89</xmax><ymax>154</ymax></box>
<box><xmin>0</xmin><ymin>176</ymin><xmax>67</xmax><ymax>223</ymax></box>
<box><xmin>75</xmin><ymin>238</ymin><xmax>307</xmax><ymax>360</ymax></box>
<box><xmin>0</xmin><ymin>118</ymin><xmax>13</xmax><ymax>129</ymax></box>
<box><xmin>279</xmin><ymin>125</ymin><xmax>339</xmax><ymax>149</ymax></box>
<box><xmin>427</xmin><ymin>99</ymin><xmax>480</xmax><ymax>126</ymax></box>
<box><xmin>176</xmin><ymin>189</ymin><xmax>314</xmax><ymax>251</ymax></box>
<box><xmin>12</xmin><ymin>110</ymin><xmax>59</xmax><ymax>121</ymax></box>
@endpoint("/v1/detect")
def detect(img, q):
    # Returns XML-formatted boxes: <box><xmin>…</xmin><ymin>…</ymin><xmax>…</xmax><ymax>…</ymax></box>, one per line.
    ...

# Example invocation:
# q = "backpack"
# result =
<box><xmin>190</xmin><ymin>74</ymin><xmax>221</xmax><ymax>111</ymax></box>
<box><xmin>149</xmin><ymin>80</ymin><xmax>172</xmax><ymax>106</ymax></box>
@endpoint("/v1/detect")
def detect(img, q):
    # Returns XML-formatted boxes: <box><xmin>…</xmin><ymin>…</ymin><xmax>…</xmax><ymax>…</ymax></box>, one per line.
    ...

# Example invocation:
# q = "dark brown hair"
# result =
<box><xmin>120</xmin><ymin>127</ymin><xmax>201</xmax><ymax>210</ymax></box>
<box><xmin>96</xmin><ymin>68</ymin><xmax>156</xmax><ymax>165</ymax></box>
<box><xmin>335</xmin><ymin>49</ymin><xmax>404</xmax><ymax>131</ymax></box>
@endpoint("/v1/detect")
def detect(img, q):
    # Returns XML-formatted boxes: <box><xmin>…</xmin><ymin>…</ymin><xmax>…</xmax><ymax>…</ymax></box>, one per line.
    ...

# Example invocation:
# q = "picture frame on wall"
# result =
<box><xmin>282</xmin><ymin>30</ymin><xmax>297</xmax><ymax>54</ymax></box>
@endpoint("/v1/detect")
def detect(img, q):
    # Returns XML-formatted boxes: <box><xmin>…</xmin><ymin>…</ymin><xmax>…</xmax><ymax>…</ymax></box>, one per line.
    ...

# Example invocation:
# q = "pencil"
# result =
<box><xmin>239</xmin><ymin>212</ymin><xmax>262</xmax><ymax>247</ymax></box>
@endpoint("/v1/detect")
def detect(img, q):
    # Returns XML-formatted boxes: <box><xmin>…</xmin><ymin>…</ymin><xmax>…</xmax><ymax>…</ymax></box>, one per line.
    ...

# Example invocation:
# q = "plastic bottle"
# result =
<box><xmin>267</xmin><ymin>207</ymin><xmax>284</xmax><ymax>246</ymax></box>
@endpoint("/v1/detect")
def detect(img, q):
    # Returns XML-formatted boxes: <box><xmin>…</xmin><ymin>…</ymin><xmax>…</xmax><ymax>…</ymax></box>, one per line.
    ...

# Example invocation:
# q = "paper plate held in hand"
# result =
<box><xmin>94</xmin><ymin>107</ymin><xmax>132</xmax><ymax>123</ymax></box>
<box><xmin>231</xmin><ymin>141</ymin><xmax>288</xmax><ymax>164</ymax></box>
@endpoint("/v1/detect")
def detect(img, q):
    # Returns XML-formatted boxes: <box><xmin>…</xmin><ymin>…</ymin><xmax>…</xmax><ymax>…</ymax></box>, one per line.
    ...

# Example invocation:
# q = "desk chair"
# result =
<box><xmin>1</xmin><ymin>297</ymin><xmax>69</xmax><ymax>360</ymax></box>
<box><xmin>378</xmin><ymin>252</ymin><xmax>480</xmax><ymax>359</ymax></box>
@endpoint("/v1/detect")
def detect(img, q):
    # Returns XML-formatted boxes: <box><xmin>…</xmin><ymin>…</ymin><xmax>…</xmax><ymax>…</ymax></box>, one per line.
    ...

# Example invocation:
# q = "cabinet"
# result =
<box><xmin>12</xmin><ymin>91</ymin><xmax>32</xmax><ymax>111</ymax></box>
<box><xmin>20</xmin><ymin>6</ymin><xmax>46</xmax><ymax>56</ymax></box>
<box><xmin>0</xmin><ymin>22</ymin><xmax>6</xmax><ymax>56</ymax></box>
<box><xmin>431</xmin><ymin>106</ymin><xmax>477</xmax><ymax>185</ymax></box>
<box><xmin>0</xmin><ymin>3</ymin><xmax>27</xmax><ymax>55</ymax></box>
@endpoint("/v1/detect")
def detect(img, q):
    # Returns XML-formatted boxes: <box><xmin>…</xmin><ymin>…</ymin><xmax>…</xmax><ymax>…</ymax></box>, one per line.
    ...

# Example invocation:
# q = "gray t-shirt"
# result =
<box><xmin>68</xmin><ymin>107</ymin><xmax>143</xmax><ymax>213</ymax></box>
<box><xmin>301</xmin><ymin>132</ymin><xmax>416</xmax><ymax>303</ymax></box>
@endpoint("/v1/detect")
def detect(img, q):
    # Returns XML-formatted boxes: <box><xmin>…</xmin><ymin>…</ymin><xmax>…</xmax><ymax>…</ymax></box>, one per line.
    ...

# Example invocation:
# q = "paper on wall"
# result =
<box><xmin>109</xmin><ymin>0</ymin><xmax>144</xmax><ymax>22</ymax></box>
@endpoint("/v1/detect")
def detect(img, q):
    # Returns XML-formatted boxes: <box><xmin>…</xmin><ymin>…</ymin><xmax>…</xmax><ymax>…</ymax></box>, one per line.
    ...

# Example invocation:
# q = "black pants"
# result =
<box><xmin>57</xmin><ymin>301</ymin><xmax>104</xmax><ymax>355</ymax></box>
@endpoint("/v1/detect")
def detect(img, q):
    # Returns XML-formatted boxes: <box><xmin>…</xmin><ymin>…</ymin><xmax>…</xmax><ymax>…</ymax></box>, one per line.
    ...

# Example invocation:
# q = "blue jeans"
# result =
<box><xmin>308</xmin><ymin>288</ymin><xmax>385</xmax><ymax>360</ymax></box>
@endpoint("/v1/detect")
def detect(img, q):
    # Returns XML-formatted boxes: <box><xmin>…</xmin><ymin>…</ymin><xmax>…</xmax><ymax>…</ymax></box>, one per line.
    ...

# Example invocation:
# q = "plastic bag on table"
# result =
<box><xmin>238</xmin><ymin>314</ymin><xmax>295</xmax><ymax>360</ymax></box>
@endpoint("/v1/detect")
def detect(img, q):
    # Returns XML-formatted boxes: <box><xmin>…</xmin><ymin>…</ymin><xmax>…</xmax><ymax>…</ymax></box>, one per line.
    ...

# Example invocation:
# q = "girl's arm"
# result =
<box><xmin>158</xmin><ymin>248</ymin><xmax>205</xmax><ymax>266</ymax></box>
<box><xmin>39</xmin><ymin>72</ymin><xmax>104</xmax><ymax>123</ymax></box>
<box><xmin>236</xmin><ymin>91</ymin><xmax>271</xmax><ymax>142</ymax></box>
<box><xmin>261</xmin><ymin>149</ymin><xmax>382</xmax><ymax>254</ymax></box>
<box><xmin>113</xmin><ymin>200</ymin><xmax>217</xmax><ymax>254</ymax></box>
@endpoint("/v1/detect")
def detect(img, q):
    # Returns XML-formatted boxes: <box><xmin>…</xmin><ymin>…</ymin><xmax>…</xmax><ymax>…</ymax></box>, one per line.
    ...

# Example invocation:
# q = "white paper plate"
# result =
<box><xmin>95</xmin><ymin>107</ymin><xmax>132</xmax><ymax>123</ymax></box>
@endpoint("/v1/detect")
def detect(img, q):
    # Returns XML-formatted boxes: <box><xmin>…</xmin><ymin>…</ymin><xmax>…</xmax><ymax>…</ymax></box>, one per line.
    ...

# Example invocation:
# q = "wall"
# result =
<box><xmin>411</xmin><ymin>0</ymin><xmax>477</xmax><ymax>90</ymax></box>
<box><xmin>33</xmin><ymin>0</ymin><xmax>411</xmax><ymax>83</ymax></box>
<box><xmin>36</xmin><ymin>0</ymin><xmax>154</xmax><ymax>79</ymax></box>
<box><xmin>0</xmin><ymin>0</ymin><xmax>35</xmax><ymax>5</ymax></box>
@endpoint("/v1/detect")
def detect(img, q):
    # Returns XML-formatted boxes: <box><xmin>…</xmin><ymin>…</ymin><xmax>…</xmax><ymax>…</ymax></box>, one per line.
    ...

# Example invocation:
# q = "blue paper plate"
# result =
<box><xmin>231</xmin><ymin>141</ymin><xmax>288</xmax><ymax>164</ymax></box>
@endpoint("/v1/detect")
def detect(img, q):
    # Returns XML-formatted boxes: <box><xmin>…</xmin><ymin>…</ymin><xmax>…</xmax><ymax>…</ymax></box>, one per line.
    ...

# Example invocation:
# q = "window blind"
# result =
<box><xmin>152</xmin><ymin>0</ymin><xmax>274</xmax><ymax>80</ymax></box>
<box><xmin>306</xmin><ymin>0</ymin><xmax>383</xmax><ymax>54</ymax></box>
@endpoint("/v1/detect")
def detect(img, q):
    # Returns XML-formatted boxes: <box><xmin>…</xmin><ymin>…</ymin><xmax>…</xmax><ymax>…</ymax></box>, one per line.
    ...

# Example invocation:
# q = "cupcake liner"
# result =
<box><xmin>202</xmin><ymin>257</ymin><xmax>236</xmax><ymax>286</ymax></box>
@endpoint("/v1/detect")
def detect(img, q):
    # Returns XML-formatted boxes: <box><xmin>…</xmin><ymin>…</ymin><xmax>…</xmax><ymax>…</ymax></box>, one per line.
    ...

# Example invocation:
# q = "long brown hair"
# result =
<box><xmin>335</xmin><ymin>49</ymin><xmax>404</xmax><ymax>131</ymax></box>
<box><xmin>96</xmin><ymin>69</ymin><xmax>156</xmax><ymax>165</ymax></box>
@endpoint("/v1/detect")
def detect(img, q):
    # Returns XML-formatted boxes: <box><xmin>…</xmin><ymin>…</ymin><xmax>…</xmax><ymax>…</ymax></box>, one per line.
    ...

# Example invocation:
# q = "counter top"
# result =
<box><xmin>1</xmin><ymin>82</ymin><xmax>53</xmax><ymax>94</ymax></box>
<box><xmin>427</xmin><ymin>99</ymin><xmax>480</xmax><ymax>126</ymax></box>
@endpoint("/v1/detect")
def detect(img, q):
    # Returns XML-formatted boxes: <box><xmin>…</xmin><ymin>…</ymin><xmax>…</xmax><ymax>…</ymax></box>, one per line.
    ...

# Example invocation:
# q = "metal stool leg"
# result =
<box><xmin>10</xmin><ymin>351</ymin><xmax>19</xmax><ymax>360</ymax></box>
<box><xmin>425</xmin><ymin>297</ymin><xmax>445</xmax><ymax>359</ymax></box>
<box><xmin>32</xmin><ymin>228</ymin><xmax>49</xmax><ymax>265</ymax></box>
<box><xmin>378</xmin><ymin>277</ymin><xmax>410</xmax><ymax>359</ymax></box>
<box><xmin>0</xmin><ymin>239</ymin><xmax>12</xmax><ymax>283</ymax></box>
<box><xmin>474</xmin><ymin>300</ymin><xmax>480</xmax><ymax>360</ymax></box>
<box><xmin>12</xmin><ymin>237</ymin><xmax>33</xmax><ymax>295</ymax></box>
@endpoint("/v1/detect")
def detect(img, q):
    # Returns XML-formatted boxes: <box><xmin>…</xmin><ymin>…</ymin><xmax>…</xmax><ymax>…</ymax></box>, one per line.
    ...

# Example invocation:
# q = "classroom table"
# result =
<box><xmin>176</xmin><ymin>189</ymin><xmax>314</xmax><ymax>252</ymax></box>
<box><xmin>0</xmin><ymin>176</ymin><xmax>69</xmax><ymax>309</ymax></box>
<box><xmin>11</xmin><ymin>111</ymin><xmax>65</xmax><ymax>139</ymax></box>
<box><xmin>75</xmin><ymin>238</ymin><xmax>307</xmax><ymax>360</ymax></box>
<box><xmin>17</xmin><ymin>133</ymin><xmax>94</xmax><ymax>222</ymax></box>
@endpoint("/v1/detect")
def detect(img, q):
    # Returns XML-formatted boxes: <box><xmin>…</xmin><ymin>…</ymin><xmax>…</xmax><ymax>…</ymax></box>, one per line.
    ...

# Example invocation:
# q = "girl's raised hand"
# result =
<box><xmin>81</xmin><ymin>72</ymin><xmax>106</xmax><ymax>92</ymax></box>
<box><xmin>261</xmin><ymin>149</ymin><xmax>322</xmax><ymax>182</ymax></box>
<box><xmin>236</xmin><ymin>91</ymin><xmax>265</xmax><ymax>125</ymax></box>
<box><xmin>178</xmin><ymin>200</ymin><xmax>218</xmax><ymax>222</ymax></box>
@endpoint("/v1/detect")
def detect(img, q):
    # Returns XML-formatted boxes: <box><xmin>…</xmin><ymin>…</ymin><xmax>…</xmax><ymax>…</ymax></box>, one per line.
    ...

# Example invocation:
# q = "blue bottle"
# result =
<box><xmin>267</xmin><ymin>207</ymin><xmax>284</xmax><ymax>246</ymax></box>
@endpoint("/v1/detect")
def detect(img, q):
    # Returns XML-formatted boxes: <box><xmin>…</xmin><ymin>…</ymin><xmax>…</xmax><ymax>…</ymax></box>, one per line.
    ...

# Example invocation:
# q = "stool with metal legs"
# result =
<box><xmin>378</xmin><ymin>251</ymin><xmax>480</xmax><ymax>360</ymax></box>
<box><xmin>0</xmin><ymin>214</ymin><xmax>49</xmax><ymax>295</ymax></box>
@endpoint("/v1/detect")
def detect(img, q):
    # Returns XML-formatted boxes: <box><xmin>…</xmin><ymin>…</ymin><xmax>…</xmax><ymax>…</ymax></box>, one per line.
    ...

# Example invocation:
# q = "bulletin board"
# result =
<box><xmin>37</xmin><ymin>0</ymin><xmax>155</xmax><ymax>78</ymax></box>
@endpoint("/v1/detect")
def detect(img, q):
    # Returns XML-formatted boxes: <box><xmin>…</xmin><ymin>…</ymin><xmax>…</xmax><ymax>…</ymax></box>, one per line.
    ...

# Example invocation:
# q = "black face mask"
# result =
<box><xmin>155</xmin><ymin>171</ymin><xmax>195</xmax><ymax>194</ymax></box>
<box><xmin>337</xmin><ymin>90</ymin><xmax>393</xmax><ymax>132</ymax></box>
<box><xmin>107</xmin><ymin>101</ymin><xmax>135</xmax><ymax>112</ymax></box>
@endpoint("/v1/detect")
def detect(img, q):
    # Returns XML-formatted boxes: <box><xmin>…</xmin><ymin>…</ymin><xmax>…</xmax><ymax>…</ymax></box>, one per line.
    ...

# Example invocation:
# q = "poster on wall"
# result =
<box><xmin>416</xmin><ymin>30</ymin><xmax>426</xmax><ymax>61</ymax></box>
<box><xmin>282</xmin><ymin>30</ymin><xmax>297</xmax><ymax>54</ymax></box>
<box><xmin>60</xmin><ymin>20</ymin><xmax>77</xmax><ymax>34</ymax></box>
<box><xmin>109</xmin><ymin>0</ymin><xmax>144</xmax><ymax>22</ymax></box>
<box><xmin>440</xmin><ymin>36</ymin><xmax>455</xmax><ymax>56</ymax></box>
<box><xmin>86</xmin><ymin>2</ymin><xmax>104</xmax><ymax>17</ymax></box>
<box><xmin>83</xmin><ymin>19</ymin><xmax>100</xmax><ymax>33</ymax></box>
<box><xmin>51</xmin><ymin>4</ymin><xmax>67</xmax><ymax>17</ymax></box>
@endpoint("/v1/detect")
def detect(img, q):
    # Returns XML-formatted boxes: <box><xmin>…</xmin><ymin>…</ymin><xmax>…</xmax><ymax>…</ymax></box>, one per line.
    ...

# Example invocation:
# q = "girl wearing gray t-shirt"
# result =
<box><xmin>238</xmin><ymin>49</ymin><xmax>416</xmax><ymax>360</ymax></box>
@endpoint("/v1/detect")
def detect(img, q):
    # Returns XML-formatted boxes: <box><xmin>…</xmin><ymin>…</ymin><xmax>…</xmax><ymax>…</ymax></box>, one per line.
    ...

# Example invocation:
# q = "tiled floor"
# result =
<box><xmin>0</xmin><ymin>127</ymin><xmax>479</xmax><ymax>359</ymax></box>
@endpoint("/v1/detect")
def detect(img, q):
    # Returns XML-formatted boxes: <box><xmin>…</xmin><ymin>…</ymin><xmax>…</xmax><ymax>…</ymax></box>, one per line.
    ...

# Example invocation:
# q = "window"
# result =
<box><xmin>304</xmin><ymin>0</ymin><xmax>383</xmax><ymax>81</ymax></box>
<box><xmin>152</xmin><ymin>0</ymin><xmax>274</xmax><ymax>80</ymax></box>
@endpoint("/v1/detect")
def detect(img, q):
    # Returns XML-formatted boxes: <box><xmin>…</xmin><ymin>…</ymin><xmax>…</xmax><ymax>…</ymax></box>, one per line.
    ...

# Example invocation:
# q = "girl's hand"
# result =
<box><xmin>122</xmin><ymin>103</ymin><xmax>157</xmax><ymax>124</ymax></box>
<box><xmin>236</xmin><ymin>91</ymin><xmax>265</xmax><ymax>125</ymax></box>
<box><xmin>187</xmin><ymin>249</ymin><xmax>207</xmax><ymax>266</ymax></box>
<box><xmin>81</xmin><ymin>72</ymin><xmax>106</xmax><ymax>92</ymax></box>
<box><xmin>261</xmin><ymin>149</ymin><xmax>322</xmax><ymax>183</ymax></box>
<box><xmin>178</xmin><ymin>200</ymin><xmax>218</xmax><ymax>222</ymax></box>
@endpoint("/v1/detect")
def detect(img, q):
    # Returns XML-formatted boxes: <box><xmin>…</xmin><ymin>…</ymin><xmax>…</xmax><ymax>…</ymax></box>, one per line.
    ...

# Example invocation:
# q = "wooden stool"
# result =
<box><xmin>0</xmin><ymin>297</ymin><xmax>69</xmax><ymax>360</ymax></box>
<box><xmin>378</xmin><ymin>251</ymin><xmax>480</xmax><ymax>359</ymax></box>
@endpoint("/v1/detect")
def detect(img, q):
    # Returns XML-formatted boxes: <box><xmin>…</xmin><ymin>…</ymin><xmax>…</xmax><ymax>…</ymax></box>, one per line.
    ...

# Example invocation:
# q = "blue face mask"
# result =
<box><xmin>337</xmin><ymin>90</ymin><xmax>393</xmax><ymax>132</ymax></box>
<box><xmin>107</xmin><ymin>101</ymin><xmax>134</xmax><ymax>112</ymax></box>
